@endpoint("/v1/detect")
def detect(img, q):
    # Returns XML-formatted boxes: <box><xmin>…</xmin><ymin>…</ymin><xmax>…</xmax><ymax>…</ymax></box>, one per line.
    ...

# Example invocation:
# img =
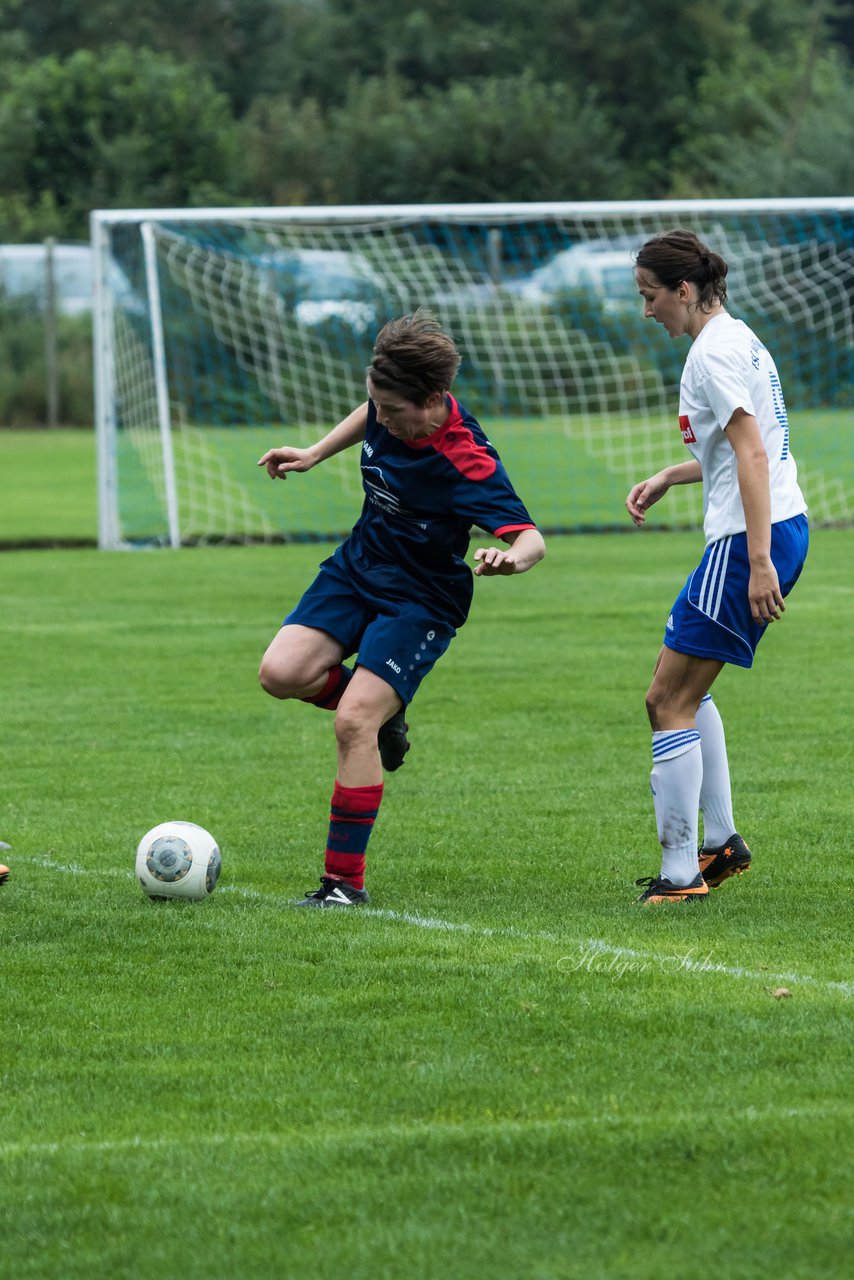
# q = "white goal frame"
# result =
<box><xmin>92</xmin><ymin>198</ymin><xmax>854</xmax><ymax>549</ymax></box>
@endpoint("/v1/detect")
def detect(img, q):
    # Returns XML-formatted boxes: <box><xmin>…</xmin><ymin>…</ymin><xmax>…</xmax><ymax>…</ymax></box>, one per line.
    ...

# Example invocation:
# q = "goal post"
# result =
<box><xmin>91</xmin><ymin>199</ymin><xmax>854</xmax><ymax>549</ymax></box>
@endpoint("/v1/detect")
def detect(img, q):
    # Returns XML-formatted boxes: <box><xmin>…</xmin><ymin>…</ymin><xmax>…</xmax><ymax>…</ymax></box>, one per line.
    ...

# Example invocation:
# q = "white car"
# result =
<box><xmin>515</xmin><ymin>243</ymin><xmax>639</xmax><ymax>313</ymax></box>
<box><xmin>254</xmin><ymin>248</ymin><xmax>387</xmax><ymax>332</ymax></box>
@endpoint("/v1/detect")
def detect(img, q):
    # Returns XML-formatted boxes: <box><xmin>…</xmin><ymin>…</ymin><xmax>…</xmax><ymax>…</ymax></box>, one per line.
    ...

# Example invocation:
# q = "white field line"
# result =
<box><xmin>15</xmin><ymin>854</ymin><xmax>854</xmax><ymax>998</ymax></box>
<box><xmin>3</xmin><ymin>1104</ymin><xmax>852</xmax><ymax>1164</ymax></box>
<box><xmin>364</xmin><ymin>905</ymin><xmax>854</xmax><ymax>996</ymax></box>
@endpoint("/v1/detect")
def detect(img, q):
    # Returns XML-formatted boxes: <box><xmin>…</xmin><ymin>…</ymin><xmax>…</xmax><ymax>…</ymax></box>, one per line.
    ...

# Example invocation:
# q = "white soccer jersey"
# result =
<box><xmin>678</xmin><ymin>312</ymin><xmax>807</xmax><ymax>544</ymax></box>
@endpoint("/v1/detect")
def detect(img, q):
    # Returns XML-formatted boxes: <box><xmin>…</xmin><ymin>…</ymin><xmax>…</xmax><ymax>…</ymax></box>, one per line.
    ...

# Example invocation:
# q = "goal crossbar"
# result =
<box><xmin>92</xmin><ymin>199</ymin><xmax>854</xmax><ymax>548</ymax></box>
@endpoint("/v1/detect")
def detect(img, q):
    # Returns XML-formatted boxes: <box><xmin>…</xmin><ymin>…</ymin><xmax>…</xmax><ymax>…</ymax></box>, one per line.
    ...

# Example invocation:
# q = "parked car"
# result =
<box><xmin>253</xmin><ymin>248</ymin><xmax>387</xmax><ymax>332</ymax></box>
<box><xmin>514</xmin><ymin>242</ymin><xmax>639</xmax><ymax>313</ymax></box>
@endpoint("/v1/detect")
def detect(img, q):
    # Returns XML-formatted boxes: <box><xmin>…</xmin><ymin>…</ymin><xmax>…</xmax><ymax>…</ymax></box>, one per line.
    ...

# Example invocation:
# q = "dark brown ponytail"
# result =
<box><xmin>635</xmin><ymin>229</ymin><xmax>728</xmax><ymax>311</ymax></box>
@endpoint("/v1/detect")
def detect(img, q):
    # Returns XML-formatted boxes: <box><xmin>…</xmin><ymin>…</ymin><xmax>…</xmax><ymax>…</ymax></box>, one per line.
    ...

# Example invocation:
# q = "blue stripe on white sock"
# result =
<box><xmin>652</xmin><ymin>729</ymin><xmax>701</xmax><ymax>761</ymax></box>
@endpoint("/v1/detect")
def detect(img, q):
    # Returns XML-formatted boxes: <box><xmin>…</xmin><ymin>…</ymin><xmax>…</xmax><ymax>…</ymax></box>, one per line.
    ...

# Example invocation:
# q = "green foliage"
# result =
<box><xmin>1</xmin><ymin>0</ymin><xmax>853</xmax><ymax>238</ymax></box>
<box><xmin>671</xmin><ymin>38</ymin><xmax>854</xmax><ymax>197</ymax></box>
<box><xmin>0</xmin><ymin>191</ymin><xmax>67</xmax><ymax>241</ymax></box>
<box><xmin>240</xmin><ymin>94</ymin><xmax>330</xmax><ymax>207</ymax></box>
<box><xmin>243</xmin><ymin>71</ymin><xmax>626</xmax><ymax>205</ymax></box>
<box><xmin>0</xmin><ymin>297</ymin><xmax>93</xmax><ymax>426</ymax></box>
<box><xmin>0</xmin><ymin>44</ymin><xmax>242</xmax><ymax>238</ymax></box>
<box><xmin>0</xmin><ymin>0</ymin><xmax>302</xmax><ymax>112</ymax></box>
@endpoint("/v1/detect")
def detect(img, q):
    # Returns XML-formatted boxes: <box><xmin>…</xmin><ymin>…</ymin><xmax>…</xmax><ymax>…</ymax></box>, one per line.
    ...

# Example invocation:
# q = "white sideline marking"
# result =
<box><xmin>3</xmin><ymin>1104</ymin><xmax>851</xmax><ymax>1162</ymax></box>
<box><xmin>14</xmin><ymin>855</ymin><xmax>854</xmax><ymax>997</ymax></box>
<box><xmin>365</xmin><ymin>906</ymin><xmax>854</xmax><ymax>996</ymax></box>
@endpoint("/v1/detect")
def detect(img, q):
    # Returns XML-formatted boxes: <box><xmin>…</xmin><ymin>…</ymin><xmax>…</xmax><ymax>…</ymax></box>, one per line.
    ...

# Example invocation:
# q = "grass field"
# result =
<box><xmin>2</xmin><ymin>407</ymin><xmax>852</xmax><ymax>545</ymax></box>
<box><xmin>1</xmin><ymin>518</ymin><xmax>852</xmax><ymax>1278</ymax></box>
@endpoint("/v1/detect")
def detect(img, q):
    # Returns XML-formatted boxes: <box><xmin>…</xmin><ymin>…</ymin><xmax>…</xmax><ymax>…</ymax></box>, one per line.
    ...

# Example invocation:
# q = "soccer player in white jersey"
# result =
<box><xmin>626</xmin><ymin>229</ymin><xmax>808</xmax><ymax>904</ymax></box>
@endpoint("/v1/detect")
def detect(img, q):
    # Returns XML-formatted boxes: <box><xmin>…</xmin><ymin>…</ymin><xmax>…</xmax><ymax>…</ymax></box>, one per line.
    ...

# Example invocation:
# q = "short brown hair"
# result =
<box><xmin>367</xmin><ymin>309</ymin><xmax>462</xmax><ymax>404</ymax></box>
<box><xmin>635</xmin><ymin>228</ymin><xmax>728</xmax><ymax>311</ymax></box>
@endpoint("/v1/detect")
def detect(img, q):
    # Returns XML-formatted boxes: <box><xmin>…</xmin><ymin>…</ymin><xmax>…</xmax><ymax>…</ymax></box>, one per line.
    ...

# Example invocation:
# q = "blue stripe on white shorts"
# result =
<box><xmin>663</xmin><ymin>513</ymin><xmax>809</xmax><ymax>668</ymax></box>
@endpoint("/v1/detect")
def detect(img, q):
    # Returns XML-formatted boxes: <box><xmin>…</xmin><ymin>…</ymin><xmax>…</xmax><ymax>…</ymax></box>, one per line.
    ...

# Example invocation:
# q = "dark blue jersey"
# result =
<box><xmin>331</xmin><ymin>395</ymin><xmax>536</xmax><ymax>627</ymax></box>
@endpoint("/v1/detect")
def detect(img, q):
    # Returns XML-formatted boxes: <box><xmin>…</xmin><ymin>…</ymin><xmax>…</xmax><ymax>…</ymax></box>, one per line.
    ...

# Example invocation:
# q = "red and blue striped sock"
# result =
<box><xmin>324</xmin><ymin>781</ymin><xmax>384</xmax><ymax>890</ymax></box>
<box><xmin>301</xmin><ymin>664</ymin><xmax>352</xmax><ymax>710</ymax></box>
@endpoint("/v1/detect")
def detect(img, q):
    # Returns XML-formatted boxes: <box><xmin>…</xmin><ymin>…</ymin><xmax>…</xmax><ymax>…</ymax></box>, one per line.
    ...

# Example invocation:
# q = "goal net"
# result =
<box><xmin>92</xmin><ymin>199</ymin><xmax>854</xmax><ymax>548</ymax></box>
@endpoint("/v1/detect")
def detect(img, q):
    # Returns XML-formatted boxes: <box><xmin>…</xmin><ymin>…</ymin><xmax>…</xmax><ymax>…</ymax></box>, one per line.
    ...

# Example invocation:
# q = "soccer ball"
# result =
<box><xmin>135</xmin><ymin>821</ymin><xmax>221</xmax><ymax>901</ymax></box>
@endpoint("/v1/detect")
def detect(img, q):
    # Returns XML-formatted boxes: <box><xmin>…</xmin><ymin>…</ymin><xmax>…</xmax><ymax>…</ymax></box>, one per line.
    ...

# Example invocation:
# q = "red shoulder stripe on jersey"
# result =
<box><xmin>494</xmin><ymin>523</ymin><xmax>537</xmax><ymax>538</ymax></box>
<box><xmin>420</xmin><ymin>395</ymin><xmax>497</xmax><ymax>481</ymax></box>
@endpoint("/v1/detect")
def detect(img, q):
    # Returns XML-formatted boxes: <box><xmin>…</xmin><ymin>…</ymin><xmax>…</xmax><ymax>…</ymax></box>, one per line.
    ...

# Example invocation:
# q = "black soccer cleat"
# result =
<box><xmin>635</xmin><ymin>873</ymin><xmax>709</xmax><ymax>904</ymax></box>
<box><xmin>698</xmin><ymin>833</ymin><xmax>752</xmax><ymax>888</ymax></box>
<box><xmin>291</xmin><ymin>876</ymin><xmax>370</xmax><ymax>908</ymax></box>
<box><xmin>0</xmin><ymin>864</ymin><xmax>9</xmax><ymax>886</ymax></box>
<box><xmin>378</xmin><ymin>709</ymin><xmax>410</xmax><ymax>771</ymax></box>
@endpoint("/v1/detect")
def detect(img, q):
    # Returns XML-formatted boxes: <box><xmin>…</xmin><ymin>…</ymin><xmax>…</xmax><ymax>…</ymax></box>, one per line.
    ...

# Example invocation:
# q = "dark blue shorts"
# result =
<box><xmin>664</xmin><ymin>513</ymin><xmax>809</xmax><ymax>668</ymax></box>
<box><xmin>284</xmin><ymin>556</ymin><xmax>456</xmax><ymax>706</ymax></box>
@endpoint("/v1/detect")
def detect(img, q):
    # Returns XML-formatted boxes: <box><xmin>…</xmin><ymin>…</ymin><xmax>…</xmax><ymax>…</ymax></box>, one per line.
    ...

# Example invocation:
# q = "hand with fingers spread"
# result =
<box><xmin>472</xmin><ymin>527</ymin><xmax>545</xmax><ymax>577</ymax></box>
<box><xmin>257</xmin><ymin>445</ymin><xmax>318</xmax><ymax>479</ymax></box>
<box><xmin>473</xmin><ymin>545</ymin><xmax>517</xmax><ymax>576</ymax></box>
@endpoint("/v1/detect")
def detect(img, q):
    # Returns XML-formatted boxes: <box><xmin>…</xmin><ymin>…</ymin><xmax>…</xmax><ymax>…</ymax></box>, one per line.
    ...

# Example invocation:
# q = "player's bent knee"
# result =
<box><xmin>258</xmin><ymin>657</ymin><xmax>303</xmax><ymax>700</ymax></box>
<box><xmin>258</xmin><ymin>662</ymin><xmax>284</xmax><ymax>698</ymax></box>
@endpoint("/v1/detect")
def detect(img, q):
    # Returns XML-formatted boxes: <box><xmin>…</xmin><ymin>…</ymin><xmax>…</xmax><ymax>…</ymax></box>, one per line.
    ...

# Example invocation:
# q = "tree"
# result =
<box><xmin>0</xmin><ymin>0</ymin><xmax>332</xmax><ymax>115</ymax></box>
<box><xmin>669</xmin><ymin>38</ymin><xmax>854</xmax><ymax>196</ymax></box>
<box><xmin>0</xmin><ymin>45</ymin><xmax>241</xmax><ymax>238</ymax></box>
<box><xmin>2</xmin><ymin>0</ymin><xmax>853</xmax><ymax>222</ymax></box>
<box><xmin>242</xmin><ymin>71</ymin><xmax>626</xmax><ymax>205</ymax></box>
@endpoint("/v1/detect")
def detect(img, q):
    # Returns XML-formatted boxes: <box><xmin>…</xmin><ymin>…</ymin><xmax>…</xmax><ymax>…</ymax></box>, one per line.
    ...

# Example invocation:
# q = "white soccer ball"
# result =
<box><xmin>135</xmin><ymin>821</ymin><xmax>221</xmax><ymax>901</ymax></box>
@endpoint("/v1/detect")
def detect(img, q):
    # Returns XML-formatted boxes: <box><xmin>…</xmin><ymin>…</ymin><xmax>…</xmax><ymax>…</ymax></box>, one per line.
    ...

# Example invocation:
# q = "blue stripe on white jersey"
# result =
<box><xmin>769</xmin><ymin>372</ymin><xmax>790</xmax><ymax>461</ymax></box>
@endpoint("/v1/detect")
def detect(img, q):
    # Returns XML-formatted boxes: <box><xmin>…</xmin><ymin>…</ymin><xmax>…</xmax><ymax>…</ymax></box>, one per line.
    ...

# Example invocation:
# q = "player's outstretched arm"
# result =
<box><xmin>473</xmin><ymin>527</ymin><xmax>546</xmax><ymax>577</ymax></box>
<box><xmin>258</xmin><ymin>402</ymin><xmax>369</xmax><ymax>479</ymax></box>
<box><xmin>625</xmin><ymin>460</ymin><xmax>702</xmax><ymax>526</ymax></box>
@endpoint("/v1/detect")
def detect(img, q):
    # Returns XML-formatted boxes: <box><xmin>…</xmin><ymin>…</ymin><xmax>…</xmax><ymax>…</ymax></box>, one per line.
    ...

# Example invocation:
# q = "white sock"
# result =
<box><xmin>650</xmin><ymin>730</ymin><xmax>703</xmax><ymax>885</ymax></box>
<box><xmin>696</xmin><ymin>694</ymin><xmax>736</xmax><ymax>847</ymax></box>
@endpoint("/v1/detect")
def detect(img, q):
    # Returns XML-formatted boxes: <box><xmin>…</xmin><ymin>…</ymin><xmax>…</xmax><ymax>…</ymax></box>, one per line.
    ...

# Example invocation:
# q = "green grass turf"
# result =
<box><xmin>0</xmin><ymin>429</ymin><xmax>98</xmax><ymax>543</ymax></box>
<box><xmin>2</xmin><ymin>408</ymin><xmax>852</xmax><ymax>544</ymax></box>
<box><xmin>1</xmin><ymin>530</ymin><xmax>852</xmax><ymax>1279</ymax></box>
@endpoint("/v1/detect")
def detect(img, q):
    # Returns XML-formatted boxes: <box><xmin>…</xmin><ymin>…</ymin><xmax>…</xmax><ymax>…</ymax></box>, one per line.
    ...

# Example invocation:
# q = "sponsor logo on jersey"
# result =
<box><xmin>678</xmin><ymin>415</ymin><xmax>696</xmax><ymax>444</ymax></box>
<box><xmin>362</xmin><ymin>466</ymin><xmax>403</xmax><ymax>516</ymax></box>
<box><xmin>666</xmin><ymin>613</ymin><xmax>674</xmax><ymax>630</ymax></box>
<box><xmin>362</xmin><ymin>465</ymin><xmax>428</xmax><ymax>528</ymax></box>
<box><xmin>386</xmin><ymin>658</ymin><xmax>401</xmax><ymax>674</ymax></box>
<box><xmin>362</xmin><ymin>440</ymin><xmax>374</xmax><ymax>458</ymax></box>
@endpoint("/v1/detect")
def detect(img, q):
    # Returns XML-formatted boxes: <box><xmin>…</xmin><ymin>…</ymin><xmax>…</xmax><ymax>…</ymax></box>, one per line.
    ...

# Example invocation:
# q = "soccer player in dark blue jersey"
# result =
<box><xmin>257</xmin><ymin>310</ymin><xmax>546</xmax><ymax>907</ymax></box>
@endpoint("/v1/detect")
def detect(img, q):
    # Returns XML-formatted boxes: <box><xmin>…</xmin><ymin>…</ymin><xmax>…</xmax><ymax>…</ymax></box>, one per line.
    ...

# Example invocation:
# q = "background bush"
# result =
<box><xmin>0</xmin><ymin>295</ymin><xmax>93</xmax><ymax>427</ymax></box>
<box><xmin>1</xmin><ymin>1</ymin><xmax>852</xmax><ymax>242</ymax></box>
